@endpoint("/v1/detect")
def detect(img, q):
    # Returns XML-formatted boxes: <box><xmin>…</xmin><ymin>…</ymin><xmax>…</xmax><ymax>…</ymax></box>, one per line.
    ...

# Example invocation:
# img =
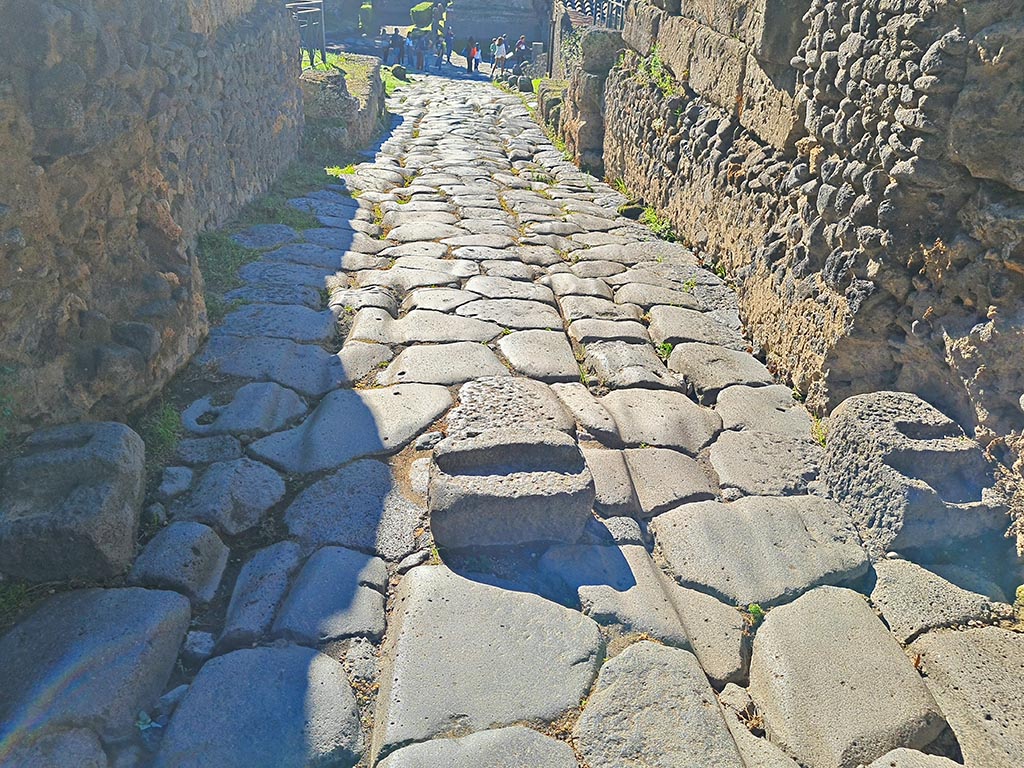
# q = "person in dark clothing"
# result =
<box><xmin>466</xmin><ymin>41</ymin><xmax>475</xmax><ymax>72</ymax></box>
<box><xmin>389</xmin><ymin>30</ymin><xmax>404</xmax><ymax>65</ymax></box>
<box><xmin>445</xmin><ymin>27</ymin><xmax>455</xmax><ymax>64</ymax></box>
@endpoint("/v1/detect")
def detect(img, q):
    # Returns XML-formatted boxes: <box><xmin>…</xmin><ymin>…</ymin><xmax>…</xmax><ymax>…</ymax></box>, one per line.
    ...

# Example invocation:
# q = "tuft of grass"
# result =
<box><xmin>327</xmin><ymin>164</ymin><xmax>357</xmax><ymax>177</ymax></box>
<box><xmin>197</xmin><ymin>232</ymin><xmax>259</xmax><ymax>323</ymax></box>
<box><xmin>612</xmin><ymin>178</ymin><xmax>630</xmax><ymax>196</ymax></box>
<box><xmin>656</xmin><ymin>342</ymin><xmax>673</xmax><ymax>362</ymax></box>
<box><xmin>640</xmin><ymin>206</ymin><xmax>678</xmax><ymax>242</ymax></box>
<box><xmin>636</xmin><ymin>46</ymin><xmax>681</xmax><ymax>96</ymax></box>
<box><xmin>747</xmin><ymin>603</ymin><xmax>766</xmax><ymax>626</ymax></box>
<box><xmin>382</xmin><ymin>66</ymin><xmax>408</xmax><ymax>96</ymax></box>
<box><xmin>680</xmin><ymin>277</ymin><xmax>698</xmax><ymax>293</ymax></box>
<box><xmin>811</xmin><ymin>415</ymin><xmax>827</xmax><ymax>448</ymax></box>
<box><xmin>0</xmin><ymin>365</ymin><xmax>16</xmax><ymax>450</ymax></box>
<box><xmin>138</xmin><ymin>400</ymin><xmax>182</xmax><ymax>474</ymax></box>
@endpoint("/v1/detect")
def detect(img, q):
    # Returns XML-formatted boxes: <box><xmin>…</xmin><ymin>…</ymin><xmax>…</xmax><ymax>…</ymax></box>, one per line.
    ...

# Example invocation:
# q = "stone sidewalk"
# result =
<box><xmin>1</xmin><ymin>76</ymin><xmax>1022</xmax><ymax>768</ymax></box>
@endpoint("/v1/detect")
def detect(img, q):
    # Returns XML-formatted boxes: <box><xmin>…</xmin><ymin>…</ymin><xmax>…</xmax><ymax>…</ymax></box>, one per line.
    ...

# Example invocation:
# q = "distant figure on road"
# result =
<box><xmin>388</xmin><ymin>29</ymin><xmax>404</xmax><ymax>65</ymax></box>
<box><xmin>493</xmin><ymin>36</ymin><xmax>508</xmax><ymax>78</ymax></box>
<box><xmin>432</xmin><ymin>2</ymin><xmax>445</xmax><ymax>34</ymax></box>
<box><xmin>445</xmin><ymin>27</ymin><xmax>455</xmax><ymax>64</ymax></box>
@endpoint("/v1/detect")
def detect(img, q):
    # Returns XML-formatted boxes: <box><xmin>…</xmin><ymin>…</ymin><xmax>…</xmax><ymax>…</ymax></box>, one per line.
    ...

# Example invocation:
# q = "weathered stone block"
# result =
<box><xmin>689</xmin><ymin>26</ymin><xmax>748</xmax><ymax>116</ymax></box>
<box><xmin>740</xmin><ymin>53</ymin><xmax>805</xmax><ymax>151</ymax></box>
<box><xmin>0</xmin><ymin>422</ymin><xmax>144</xmax><ymax>581</ymax></box>
<box><xmin>657</xmin><ymin>15</ymin><xmax>700</xmax><ymax>81</ymax></box>
<box><xmin>623</xmin><ymin>0</ymin><xmax>663</xmax><ymax>56</ymax></box>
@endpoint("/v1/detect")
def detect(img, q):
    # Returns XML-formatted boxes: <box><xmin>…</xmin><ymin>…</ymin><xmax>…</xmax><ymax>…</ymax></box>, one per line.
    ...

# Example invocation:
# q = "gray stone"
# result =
<box><xmin>219</xmin><ymin>304</ymin><xmax>337</xmax><ymax>343</ymax></box>
<box><xmin>401</xmin><ymin>287</ymin><xmax>476</xmax><ymax>313</ymax></box>
<box><xmin>582</xmin><ymin>447</ymin><xmax>641</xmax><ymax>516</ymax></box>
<box><xmin>288</xmin><ymin>456</ymin><xmax>421</xmax><ymax>558</ymax></box>
<box><xmin>497</xmin><ymin>329</ymin><xmax>579</xmax><ymax>383</ymax></box>
<box><xmin>181</xmin><ymin>382</ymin><xmax>307</xmax><ymax>437</ymax></box>
<box><xmin>668</xmin><ymin>343</ymin><xmax>773</xmax><ymax>404</ymax></box>
<box><xmin>717</xmin><ymin>684</ymin><xmax>801</xmax><ymax>768</ymax></box>
<box><xmin>570</xmin><ymin>260</ymin><xmax>627</xmax><ymax>278</ymax></box>
<box><xmin>574</xmin><ymin>641</ymin><xmax>744</xmax><ymax>768</ymax></box>
<box><xmin>649</xmin><ymin>306</ymin><xmax>746</xmax><ymax>350</ymax></box>
<box><xmin>199</xmin><ymin>335</ymin><xmax>343</xmax><ymax>397</ymax></box>
<box><xmin>709</xmin><ymin>430</ymin><xmax>823</xmax><ymax>497</ymax></box>
<box><xmin>371</xmin><ymin>566</ymin><xmax>601</xmax><ymax>762</ymax></box>
<box><xmin>181</xmin><ymin>630</ymin><xmax>216</xmax><ymax>665</ymax></box>
<box><xmin>2</xmin><ymin>727</ymin><xmax>109</xmax><ymax>768</ymax></box>
<box><xmin>357</xmin><ymin>265</ymin><xmax>461</xmax><ymax>292</ymax></box>
<box><xmin>551</xmin><ymin>382</ymin><xmax>622</xmax><ymax>444</ymax></box>
<box><xmin>377</xmin><ymin>726</ymin><xmax>578</xmax><ymax>768</ymax></box>
<box><xmin>540</xmin><ymin>543</ymin><xmax>689</xmax><ymax>646</ymax></box>
<box><xmin>623</xmin><ymin>447</ymin><xmax>716</xmax><ymax>515</ymax></box>
<box><xmin>716</xmin><ymin>384</ymin><xmax>812</xmax><ymax>437</ymax></box>
<box><xmin>481</xmin><ymin>260</ymin><xmax>543</xmax><ymax>280</ymax></box>
<box><xmin>910</xmin><ymin>627</ymin><xmax>1024</xmax><ymax>768</ymax></box>
<box><xmin>331</xmin><ymin>285</ymin><xmax>399</xmax><ymax>315</ymax></box>
<box><xmin>820</xmin><ymin>392</ymin><xmax>1007</xmax><ymax>558</ymax></box>
<box><xmin>465</xmin><ymin>275</ymin><xmax>556</xmax><ymax>303</ymax></box>
<box><xmin>349</xmin><ymin>308</ymin><xmax>503</xmax><ymax>345</ymax></box>
<box><xmin>336</xmin><ymin>341</ymin><xmax>394</xmax><ymax>384</ymax></box>
<box><xmin>569</xmin><ymin>318</ymin><xmax>650</xmax><ymax>345</ymax></box>
<box><xmin>155</xmin><ymin>646</ymin><xmax>362</xmax><ymax>768</ymax></box>
<box><xmin>172</xmin><ymin>458</ymin><xmax>285</xmax><ymax>536</ymax></box>
<box><xmin>388</xmin><ymin>221</ymin><xmax>466</xmax><ymax>242</ymax></box>
<box><xmin>445</xmin><ymin>376</ymin><xmax>576</xmax><ymax>438</ymax></box>
<box><xmin>585</xmin><ymin>340</ymin><xmax>679</xmax><ymax>390</ymax></box>
<box><xmin>238</xmin><ymin>259</ymin><xmax>330</xmax><ymax>289</ymax></box>
<box><xmin>157</xmin><ymin>466</ymin><xmax>193</xmax><ymax>501</ymax></box>
<box><xmin>377</xmin><ymin>342</ymin><xmax>509</xmax><ymax>386</ymax></box>
<box><xmin>541</xmin><ymin>273</ymin><xmax>614</xmax><ymax>298</ymax></box>
<box><xmin>456</xmin><ymin>298</ymin><xmax>564</xmax><ymax>330</ymax></box>
<box><xmin>615</xmin><ymin>283</ymin><xmax>703</xmax><ymax>311</ymax></box>
<box><xmin>249</xmin><ymin>384</ymin><xmax>453</xmax><ymax>474</ymax></box>
<box><xmin>0</xmin><ymin>422</ymin><xmax>144</xmax><ymax>581</ymax></box>
<box><xmin>273</xmin><ymin>546</ymin><xmax>387</xmax><ymax>644</ymax></box>
<box><xmin>391</xmin><ymin>255</ymin><xmax>479</xmax><ymax>277</ymax></box>
<box><xmin>863</xmin><ymin>749</ymin><xmax>962</xmax><ymax>768</ymax></box>
<box><xmin>261</xmin><ymin>242</ymin><xmax>345</xmax><ymax>269</ymax></box>
<box><xmin>870</xmin><ymin>559</ymin><xmax>1010</xmax><ymax>643</ymax></box>
<box><xmin>128</xmin><ymin>522</ymin><xmax>228</xmax><ymax>605</ymax></box>
<box><xmin>225</xmin><ymin>282</ymin><xmax>322</xmax><ymax>309</ymax></box>
<box><xmin>429</xmin><ymin>428</ymin><xmax>595</xmax><ymax>549</ymax></box>
<box><xmin>749</xmin><ymin>587</ymin><xmax>948</xmax><ymax>768</ymax></box>
<box><xmin>0</xmin><ymin>588</ymin><xmax>189</xmax><ymax>747</ymax></box>
<box><xmin>559</xmin><ymin>295</ymin><xmax>642</xmax><ymax>322</ymax></box>
<box><xmin>666</xmin><ymin>585</ymin><xmax>750</xmax><ymax>686</ymax></box>
<box><xmin>232</xmin><ymin>223</ymin><xmax>299</xmax><ymax>250</ymax></box>
<box><xmin>601</xmin><ymin>388</ymin><xmax>723</xmax><ymax>453</ymax></box>
<box><xmin>174</xmin><ymin>435</ymin><xmax>241</xmax><ymax>466</ymax></box>
<box><xmin>651</xmin><ymin>496</ymin><xmax>869</xmax><ymax>607</ymax></box>
<box><xmin>220</xmin><ymin>540</ymin><xmax>304</xmax><ymax>650</ymax></box>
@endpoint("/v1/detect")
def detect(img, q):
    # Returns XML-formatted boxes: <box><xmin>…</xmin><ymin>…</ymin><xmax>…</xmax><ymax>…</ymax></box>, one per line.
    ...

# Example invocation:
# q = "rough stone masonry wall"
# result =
<box><xmin>0</xmin><ymin>0</ymin><xmax>303</xmax><ymax>433</ymax></box>
<box><xmin>597</xmin><ymin>0</ymin><xmax>1024</xmax><ymax>464</ymax></box>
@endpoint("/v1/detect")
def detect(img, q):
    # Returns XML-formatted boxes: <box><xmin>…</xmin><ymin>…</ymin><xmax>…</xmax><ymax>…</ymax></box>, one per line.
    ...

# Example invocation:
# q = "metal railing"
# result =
<box><xmin>286</xmin><ymin>1</ymin><xmax>328</xmax><ymax>67</ymax></box>
<box><xmin>563</xmin><ymin>0</ymin><xmax>627</xmax><ymax>30</ymax></box>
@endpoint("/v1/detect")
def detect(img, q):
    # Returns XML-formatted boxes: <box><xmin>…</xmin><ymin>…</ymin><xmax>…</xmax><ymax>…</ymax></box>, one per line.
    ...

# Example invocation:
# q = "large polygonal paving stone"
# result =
<box><xmin>250</xmin><ymin>384</ymin><xmax>452</xmax><ymax>474</ymax></box>
<box><xmin>465</xmin><ymin>275</ymin><xmax>556</xmax><ymax>303</ymax></box>
<box><xmin>376</xmin><ymin>727</ymin><xmax>577</xmax><ymax>768</ymax></box>
<box><xmin>749</xmin><ymin>587</ymin><xmax>948</xmax><ymax>768</ymax></box>
<box><xmin>600</xmin><ymin>389</ymin><xmax>722</xmax><ymax>454</ymax></box>
<box><xmin>456</xmin><ymin>298</ymin><xmax>563</xmax><ymax>330</ymax></box>
<box><xmin>349</xmin><ymin>308</ymin><xmax>503</xmax><ymax>345</ymax></box>
<box><xmin>377</xmin><ymin>342</ymin><xmax>509</xmax><ymax>386</ymax></box>
<box><xmin>154</xmin><ymin>646</ymin><xmax>362</xmax><ymax>768</ymax></box>
<box><xmin>182</xmin><ymin>382</ymin><xmax>307</xmax><ymax>437</ymax></box>
<box><xmin>199</xmin><ymin>335</ymin><xmax>343</xmax><ymax>397</ymax></box>
<box><xmin>171</xmin><ymin>458</ymin><xmax>285</xmax><ymax>536</ymax></box>
<box><xmin>574</xmin><ymin>641</ymin><xmax>744</xmax><ymax>768</ymax></box>
<box><xmin>585</xmin><ymin>340</ymin><xmax>679</xmax><ymax>390</ymax></box>
<box><xmin>709</xmin><ymin>430</ymin><xmax>823</xmax><ymax>497</ymax></box>
<box><xmin>715</xmin><ymin>384</ymin><xmax>812</xmax><ymax>437</ymax></box>
<box><xmin>445</xmin><ymin>376</ymin><xmax>577</xmax><ymax>437</ymax></box>
<box><xmin>498</xmin><ymin>329</ymin><xmax>579</xmax><ymax>382</ymax></box>
<box><xmin>910</xmin><ymin>626</ymin><xmax>1024</xmax><ymax>768</ymax></box>
<box><xmin>218</xmin><ymin>304</ymin><xmax>336</xmax><ymax>343</ymax></box>
<box><xmin>668</xmin><ymin>343</ymin><xmax>773</xmax><ymax>404</ymax></box>
<box><xmin>371</xmin><ymin>566</ymin><xmax>601</xmax><ymax>762</ymax></box>
<box><xmin>651</xmin><ymin>496</ymin><xmax>869</xmax><ymax>607</ymax></box>
<box><xmin>0</xmin><ymin>588</ymin><xmax>189</xmax><ymax>749</ymax></box>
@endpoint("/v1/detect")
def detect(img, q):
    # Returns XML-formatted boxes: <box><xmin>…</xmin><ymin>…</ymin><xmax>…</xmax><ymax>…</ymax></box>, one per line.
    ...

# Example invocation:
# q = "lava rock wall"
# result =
<box><xmin>591</xmin><ymin>0</ymin><xmax>1024</xmax><ymax>458</ymax></box>
<box><xmin>0</xmin><ymin>0</ymin><xmax>303</xmax><ymax>432</ymax></box>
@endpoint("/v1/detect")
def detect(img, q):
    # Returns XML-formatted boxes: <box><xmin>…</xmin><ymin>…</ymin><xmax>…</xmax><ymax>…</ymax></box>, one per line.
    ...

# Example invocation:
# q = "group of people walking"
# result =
<box><xmin>384</xmin><ymin>25</ymin><xmax>531</xmax><ymax>77</ymax></box>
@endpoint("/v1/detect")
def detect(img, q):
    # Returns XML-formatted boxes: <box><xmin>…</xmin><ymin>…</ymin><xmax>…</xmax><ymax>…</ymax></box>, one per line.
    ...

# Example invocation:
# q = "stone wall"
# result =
<box><xmin>446</xmin><ymin>0</ymin><xmax>551</xmax><ymax>50</ymax></box>
<box><xmin>0</xmin><ymin>0</ymin><xmax>303</xmax><ymax>434</ymax></box>
<box><xmin>301</xmin><ymin>55</ymin><xmax>387</xmax><ymax>154</ymax></box>
<box><xmin>558</xmin><ymin>0</ymin><xmax>1024</xmax><ymax>465</ymax></box>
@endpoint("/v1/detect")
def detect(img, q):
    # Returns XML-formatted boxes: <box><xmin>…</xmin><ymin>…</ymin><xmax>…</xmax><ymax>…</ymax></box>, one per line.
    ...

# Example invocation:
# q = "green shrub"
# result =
<box><xmin>358</xmin><ymin>2</ymin><xmax>374</xmax><ymax>31</ymax></box>
<box><xmin>410</xmin><ymin>1</ymin><xmax>433</xmax><ymax>26</ymax></box>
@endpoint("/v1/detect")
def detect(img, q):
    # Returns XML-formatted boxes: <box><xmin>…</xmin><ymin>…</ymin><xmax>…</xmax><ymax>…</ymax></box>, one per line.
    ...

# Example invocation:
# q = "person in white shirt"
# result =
<box><xmin>493</xmin><ymin>36</ymin><xmax>508</xmax><ymax>78</ymax></box>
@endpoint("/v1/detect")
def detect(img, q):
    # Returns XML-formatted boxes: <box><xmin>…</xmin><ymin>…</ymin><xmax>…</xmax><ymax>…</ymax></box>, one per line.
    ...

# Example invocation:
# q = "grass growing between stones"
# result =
<box><xmin>137</xmin><ymin>400</ymin><xmax>183</xmax><ymax>476</ymax></box>
<box><xmin>636</xmin><ymin>46</ymin><xmax>681</xmax><ymax>96</ymax></box>
<box><xmin>811</xmin><ymin>416</ymin><xmax>828</xmax><ymax>448</ymax></box>
<box><xmin>197</xmin><ymin>232</ymin><xmax>258</xmax><ymax>323</ymax></box>
<box><xmin>640</xmin><ymin>206</ymin><xmax>678</xmax><ymax>242</ymax></box>
<box><xmin>382</xmin><ymin>66</ymin><xmax>409</xmax><ymax>96</ymax></box>
<box><xmin>0</xmin><ymin>365</ymin><xmax>16</xmax><ymax>451</ymax></box>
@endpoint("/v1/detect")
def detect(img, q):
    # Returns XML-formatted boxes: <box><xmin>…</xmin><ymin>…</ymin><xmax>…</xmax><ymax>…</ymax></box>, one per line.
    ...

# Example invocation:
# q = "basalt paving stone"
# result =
<box><xmin>606</xmin><ymin>262</ymin><xmax>722</xmax><ymax>289</ymax></box>
<box><xmin>3</xmin><ymin>727</ymin><xmax>109</xmax><ymax>768</ymax></box>
<box><xmin>715</xmin><ymin>384</ymin><xmax>813</xmax><ymax>437</ymax></box>
<box><xmin>371</xmin><ymin>566</ymin><xmax>602</xmax><ymax>762</ymax></box>
<box><xmin>219</xmin><ymin>540</ymin><xmax>303</xmax><ymax>651</ymax></box>
<box><xmin>460</xmin><ymin>207</ymin><xmax>517</xmax><ymax>222</ymax></box>
<box><xmin>401</xmin><ymin>287</ymin><xmax>478</xmax><ymax>313</ymax></box>
<box><xmin>551</xmin><ymin>382</ymin><xmax>622</xmax><ymax>444</ymax></box>
<box><xmin>357</xmin><ymin>266</ymin><xmax>461</xmax><ymax>291</ymax></box>
<box><xmin>566</xmin><ymin>212</ymin><xmax>622</xmax><ymax>231</ymax></box>
<box><xmin>349</xmin><ymin>308</ymin><xmax>504</xmax><ymax>344</ymax></box>
<box><xmin>249</xmin><ymin>384</ymin><xmax>453</xmax><ymax>474</ymax></box>
<box><xmin>272</xmin><ymin>546</ymin><xmax>387</xmax><ymax>645</ymax></box>
<box><xmin>573</xmin><ymin>232</ymin><xmax>632</xmax><ymax>247</ymax></box>
<box><xmin>172</xmin><ymin>458</ymin><xmax>286</xmax><ymax>536</ymax></box>
<box><xmin>666</xmin><ymin>584</ymin><xmax>750</xmax><ymax>686</ymax></box>
<box><xmin>337</xmin><ymin>342</ymin><xmax>394</xmax><ymax>384</ymax></box>
<box><xmin>528</xmin><ymin>220</ymin><xmax>585</xmax><ymax>236</ymax></box>
<box><xmin>445</xmin><ymin>376</ymin><xmax>577</xmax><ymax>438</ymax></box>
<box><xmin>523</xmin><ymin>234</ymin><xmax>581</xmax><ymax>251</ymax></box>
<box><xmin>541</xmin><ymin>273</ymin><xmax>614</xmax><ymax>299</ymax></box>
<box><xmin>569</xmin><ymin>318</ymin><xmax>651</xmax><ymax>345</ymax></box>
<box><xmin>376</xmin><ymin>727</ymin><xmax>578</xmax><ymax>768</ymax></box>
<box><xmin>224</xmin><ymin>282</ymin><xmax>322</xmax><ymax>309</ymax></box>
<box><xmin>175</xmin><ymin>435</ymin><xmax>242</xmax><ymax>466</ymax></box>
<box><xmin>570</xmin><ymin>260</ymin><xmax>628</xmax><ymax>278</ymax></box>
<box><xmin>218</xmin><ymin>304</ymin><xmax>337</xmax><ymax>343</ymax></box>
<box><xmin>585</xmin><ymin>340</ymin><xmax>679</xmax><ymax>390</ymax></box>
<box><xmin>457</xmin><ymin>219</ymin><xmax>518</xmax><ymax>237</ymax></box>
<box><xmin>600</xmin><ymin>388</ymin><xmax>722</xmax><ymax>454</ymax></box>
<box><xmin>451</xmin><ymin>245</ymin><xmax>518</xmax><ymax>262</ymax></box>
<box><xmin>559</xmin><ymin>295</ymin><xmax>642</xmax><ymax>322</ymax></box>
<box><xmin>497</xmin><ymin>329</ymin><xmax>579</xmax><ymax>383</ymax></box>
<box><xmin>231</xmin><ymin>223</ymin><xmax>299</xmax><ymax>250</ymax></box>
<box><xmin>330</xmin><ymin>285</ymin><xmax>399</xmax><ymax>316</ymax></box>
<box><xmin>391</xmin><ymin>254</ymin><xmax>479</xmax><ymax>277</ymax></box>
<box><xmin>582</xmin><ymin>447</ymin><xmax>641</xmax><ymax>517</ymax></box>
<box><xmin>480</xmin><ymin>260</ymin><xmax>544</xmax><ymax>280</ymax></box>
<box><xmin>575</xmin><ymin>642</ymin><xmax>745</xmax><ymax>768</ymax></box>
<box><xmin>379</xmin><ymin>200</ymin><xmax>454</xmax><ymax>213</ymax></box>
<box><xmin>648</xmin><ymin>306</ymin><xmax>747</xmax><ymax>350</ymax></box>
<box><xmin>456</xmin><ymin>298</ymin><xmax>563</xmax><ymax>330</ymax></box>
<box><xmin>863</xmin><ymin>750</ymin><xmax>962</xmax><ymax>768</ymax></box>
<box><xmin>518</xmin><ymin>245</ymin><xmax>564</xmax><ymax>266</ymax></box>
<box><xmin>379</xmin><ymin>241</ymin><xmax>449</xmax><ymax>259</ymax></box>
<box><xmin>377</xmin><ymin>341</ymin><xmax>509</xmax><ymax>385</ymax></box>
<box><xmin>199</xmin><ymin>335</ymin><xmax>343</xmax><ymax>397</ymax></box>
<box><xmin>128</xmin><ymin>521</ymin><xmax>228</xmax><ymax>606</ymax></box>
<box><xmin>709</xmin><ymin>430</ymin><xmax>823</xmax><ymax>497</ymax></box>
<box><xmin>749</xmin><ymin>587</ymin><xmax>948</xmax><ymax>768</ymax></box>
<box><xmin>154</xmin><ymin>646</ymin><xmax>362</xmax><ymax>768</ymax></box>
<box><xmin>614</xmin><ymin>283</ymin><xmax>704</xmax><ymax>311</ymax></box>
<box><xmin>465</xmin><ymin>275</ymin><xmax>556</xmax><ymax>304</ymax></box>
<box><xmin>238</xmin><ymin>260</ymin><xmax>330</xmax><ymax>289</ymax></box>
<box><xmin>718</xmin><ymin>685</ymin><xmax>802</xmax><ymax>768</ymax></box>
<box><xmin>651</xmin><ymin>496</ymin><xmax>869</xmax><ymax>607</ymax></box>
<box><xmin>669</xmin><ymin>343</ymin><xmax>774</xmax><ymax>404</ymax></box>
<box><xmin>623</xmin><ymin>447</ymin><xmax>716</xmax><ymax>515</ymax></box>
<box><xmin>288</xmin><ymin>195</ymin><xmax>360</xmax><ymax>220</ymax></box>
<box><xmin>380</xmin><ymin>210</ymin><xmax>458</xmax><ymax>229</ymax></box>
<box><xmin>443</xmin><ymin>234</ymin><xmax>516</xmax><ymax>249</ymax></box>
<box><xmin>582</xmin><ymin>241</ymin><xmax>697</xmax><ymax>266</ymax></box>
<box><xmin>870</xmin><ymin>559</ymin><xmax>1010</xmax><ymax>644</ymax></box>
<box><xmin>316</xmin><ymin>216</ymin><xmax>378</xmax><ymax>236</ymax></box>
<box><xmin>386</xmin><ymin>221</ymin><xmax>467</xmax><ymax>242</ymax></box>
<box><xmin>301</xmin><ymin>228</ymin><xmax>365</xmax><ymax>252</ymax></box>
<box><xmin>539</xmin><ymin>543</ymin><xmax>690</xmax><ymax>646</ymax></box>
